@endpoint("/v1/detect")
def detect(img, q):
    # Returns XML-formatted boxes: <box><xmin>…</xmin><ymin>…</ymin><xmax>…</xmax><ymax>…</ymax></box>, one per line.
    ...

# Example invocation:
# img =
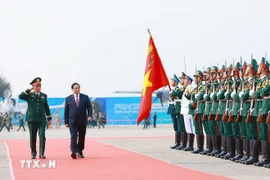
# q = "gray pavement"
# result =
<box><xmin>0</xmin><ymin>125</ymin><xmax>269</xmax><ymax>180</ymax></box>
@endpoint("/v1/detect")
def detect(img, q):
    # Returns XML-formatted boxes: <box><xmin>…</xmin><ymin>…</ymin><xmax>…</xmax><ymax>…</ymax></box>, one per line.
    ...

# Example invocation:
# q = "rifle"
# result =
<box><xmin>215</xmin><ymin>79</ymin><xmax>222</xmax><ymax>121</ymax></box>
<box><xmin>236</xmin><ymin>57</ymin><xmax>244</xmax><ymax>122</ymax></box>
<box><xmin>209</xmin><ymin>76</ymin><xmax>215</xmax><ymax>120</ymax></box>
<box><xmin>257</xmin><ymin>58</ymin><xmax>268</xmax><ymax>123</ymax></box>
<box><xmin>246</xmin><ymin>61</ymin><xmax>255</xmax><ymax>124</ymax></box>
<box><xmin>223</xmin><ymin>76</ymin><xmax>230</xmax><ymax>122</ymax></box>
<box><xmin>229</xmin><ymin>70</ymin><xmax>236</xmax><ymax>123</ymax></box>
<box><xmin>194</xmin><ymin>84</ymin><xmax>200</xmax><ymax>121</ymax></box>
<box><xmin>267</xmin><ymin>111</ymin><xmax>270</xmax><ymax>124</ymax></box>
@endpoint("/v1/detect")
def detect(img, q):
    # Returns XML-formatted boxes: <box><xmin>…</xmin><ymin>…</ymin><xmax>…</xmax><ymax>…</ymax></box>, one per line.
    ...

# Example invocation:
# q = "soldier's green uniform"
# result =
<box><xmin>229</xmin><ymin>62</ymin><xmax>243</xmax><ymax>162</ymax></box>
<box><xmin>242</xmin><ymin>59</ymin><xmax>261</xmax><ymax>165</ymax></box>
<box><xmin>200</xmin><ymin>67</ymin><xmax>213</xmax><ymax>155</ymax></box>
<box><xmin>214</xmin><ymin>66</ymin><xmax>228</xmax><ymax>158</ymax></box>
<box><xmin>254</xmin><ymin>58</ymin><xmax>270</xmax><ymax>167</ymax></box>
<box><xmin>191</xmin><ymin>70</ymin><xmax>205</xmax><ymax>154</ymax></box>
<box><xmin>221</xmin><ymin>64</ymin><xmax>235</xmax><ymax>160</ymax></box>
<box><xmin>171</xmin><ymin>72</ymin><xmax>187</xmax><ymax>150</ymax></box>
<box><xmin>19</xmin><ymin>77</ymin><xmax>52</xmax><ymax>159</ymax></box>
<box><xmin>207</xmin><ymin>66</ymin><xmax>222</xmax><ymax>156</ymax></box>
<box><xmin>168</xmin><ymin>74</ymin><xmax>181</xmax><ymax>149</ymax></box>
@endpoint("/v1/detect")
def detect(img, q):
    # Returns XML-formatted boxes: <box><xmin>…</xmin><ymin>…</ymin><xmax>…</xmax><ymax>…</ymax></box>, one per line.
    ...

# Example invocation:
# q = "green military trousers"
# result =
<box><xmin>28</xmin><ymin>121</ymin><xmax>47</xmax><ymax>156</ymax></box>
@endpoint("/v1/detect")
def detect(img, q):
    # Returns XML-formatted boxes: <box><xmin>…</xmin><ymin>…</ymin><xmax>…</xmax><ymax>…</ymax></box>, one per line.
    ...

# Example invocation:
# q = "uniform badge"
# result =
<box><xmin>41</xmin><ymin>96</ymin><xmax>45</xmax><ymax>99</ymax></box>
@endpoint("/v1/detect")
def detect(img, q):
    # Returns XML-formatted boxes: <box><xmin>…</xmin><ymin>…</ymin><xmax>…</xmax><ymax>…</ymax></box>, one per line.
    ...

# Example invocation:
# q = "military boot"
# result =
<box><xmin>244</xmin><ymin>140</ymin><xmax>260</xmax><ymax>165</ymax></box>
<box><xmin>216</xmin><ymin>136</ymin><xmax>227</xmax><ymax>158</ymax></box>
<box><xmin>176</xmin><ymin>132</ymin><xmax>187</xmax><ymax>150</ymax></box>
<box><xmin>238</xmin><ymin>139</ymin><xmax>250</xmax><ymax>163</ymax></box>
<box><xmin>230</xmin><ymin>139</ymin><xmax>243</xmax><ymax>161</ymax></box>
<box><xmin>192</xmin><ymin>134</ymin><xmax>204</xmax><ymax>154</ymax></box>
<box><xmin>200</xmin><ymin>134</ymin><xmax>213</xmax><ymax>155</ymax></box>
<box><xmin>223</xmin><ymin>137</ymin><xmax>236</xmax><ymax>160</ymax></box>
<box><xmin>183</xmin><ymin>133</ymin><xmax>194</xmax><ymax>151</ymax></box>
<box><xmin>170</xmin><ymin>132</ymin><xmax>181</xmax><ymax>149</ymax></box>
<box><xmin>254</xmin><ymin>141</ymin><xmax>269</xmax><ymax>167</ymax></box>
<box><xmin>207</xmin><ymin>135</ymin><xmax>216</xmax><ymax>156</ymax></box>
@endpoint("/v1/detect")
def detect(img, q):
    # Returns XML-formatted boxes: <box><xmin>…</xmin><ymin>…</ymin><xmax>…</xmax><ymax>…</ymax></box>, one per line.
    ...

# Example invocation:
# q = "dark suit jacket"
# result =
<box><xmin>64</xmin><ymin>93</ymin><xmax>92</xmax><ymax>126</ymax></box>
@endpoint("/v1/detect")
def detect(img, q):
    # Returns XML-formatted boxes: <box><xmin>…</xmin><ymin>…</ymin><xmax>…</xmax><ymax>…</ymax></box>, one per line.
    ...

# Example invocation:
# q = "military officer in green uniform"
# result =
<box><xmin>253</xmin><ymin>58</ymin><xmax>270</xmax><ymax>167</ymax></box>
<box><xmin>191</xmin><ymin>70</ymin><xmax>205</xmax><ymax>154</ymax></box>
<box><xmin>172</xmin><ymin>73</ymin><xmax>187</xmax><ymax>150</ymax></box>
<box><xmin>229</xmin><ymin>62</ymin><xmax>244</xmax><ymax>161</ymax></box>
<box><xmin>19</xmin><ymin>77</ymin><xmax>52</xmax><ymax>159</ymax></box>
<box><xmin>207</xmin><ymin>66</ymin><xmax>222</xmax><ymax>156</ymax></box>
<box><xmin>200</xmin><ymin>67</ymin><xmax>213</xmax><ymax>155</ymax></box>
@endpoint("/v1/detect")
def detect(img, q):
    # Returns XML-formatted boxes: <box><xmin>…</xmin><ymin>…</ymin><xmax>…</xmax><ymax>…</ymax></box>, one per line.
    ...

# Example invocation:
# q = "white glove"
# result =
<box><xmin>210</xmin><ymin>93</ymin><xmax>214</xmax><ymax>99</ymax></box>
<box><xmin>249</xmin><ymin>90</ymin><xmax>254</xmax><ymax>96</ymax></box>
<box><xmin>217</xmin><ymin>92</ymin><xmax>220</xmax><ymax>96</ymax></box>
<box><xmin>231</xmin><ymin>92</ymin><xmax>235</xmax><ymax>99</ymax></box>
<box><xmin>203</xmin><ymin>94</ymin><xmax>207</xmax><ymax>99</ymax></box>
<box><xmin>195</xmin><ymin>94</ymin><xmax>199</xmax><ymax>99</ymax></box>
<box><xmin>224</xmin><ymin>92</ymin><xmax>228</xmax><ymax>96</ymax></box>
<box><xmin>239</xmin><ymin>91</ymin><xmax>244</xmax><ymax>98</ymax></box>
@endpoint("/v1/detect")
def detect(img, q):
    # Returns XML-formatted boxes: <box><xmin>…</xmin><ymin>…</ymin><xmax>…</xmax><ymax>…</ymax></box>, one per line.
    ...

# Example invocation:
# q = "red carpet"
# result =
<box><xmin>4</xmin><ymin>139</ymin><xmax>230</xmax><ymax>180</ymax></box>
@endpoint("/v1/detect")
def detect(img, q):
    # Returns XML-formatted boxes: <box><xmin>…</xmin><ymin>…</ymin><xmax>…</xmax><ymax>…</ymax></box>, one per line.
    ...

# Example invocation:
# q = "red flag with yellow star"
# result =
<box><xmin>137</xmin><ymin>35</ymin><xmax>170</xmax><ymax>125</ymax></box>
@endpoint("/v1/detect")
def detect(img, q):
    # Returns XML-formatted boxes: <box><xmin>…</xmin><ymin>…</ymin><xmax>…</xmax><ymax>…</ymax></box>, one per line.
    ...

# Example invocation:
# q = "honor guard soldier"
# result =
<box><xmin>265</xmin><ymin>67</ymin><xmax>270</xmax><ymax>169</ymax></box>
<box><xmin>215</xmin><ymin>65</ymin><xmax>228</xmax><ymax>158</ymax></box>
<box><xmin>220</xmin><ymin>64</ymin><xmax>235</xmax><ymax>160</ymax></box>
<box><xmin>229</xmin><ymin>62</ymin><xmax>244</xmax><ymax>161</ymax></box>
<box><xmin>172</xmin><ymin>73</ymin><xmax>187</xmax><ymax>150</ymax></box>
<box><xmin>253</xmin><ymin>57</ymin><xmax>270</xmax><ymax>167</ymax></box>
<box><xmin>207</xmin><ymin>66</ymin><xmax>222</xmax><ymax>156</ymax></box>
<box><xmin>200</xmin><ymin>67</ymin><xmax>213</xmax><ymax>155</ymax></box>
<box><xmin>239</xmin><ymin>59</ymin><xmax>260</xmax><ymax>165</ymax></box>
<box><xmin>191</xmin><ymin>70</ymin><xmax>205</xmax><ymax>154</ymax></box>
<box><xmin>237</xmin><ymin>61</ymin><xmax>254</xmax><ymax>163</ymax></box>
<box><xmin>19</xmin><ymin>77</ymin><xmax>52</xmax><ymax>159</ymax></box>
<box><xmin>181</xmin><ymin>75</ymin><xmax>195</xmax><ymax>151</ymax></box>
<box><xmin>168</xmin><ymin>74</ymin><xmax>181</xmax><ymax>149</ymax></box>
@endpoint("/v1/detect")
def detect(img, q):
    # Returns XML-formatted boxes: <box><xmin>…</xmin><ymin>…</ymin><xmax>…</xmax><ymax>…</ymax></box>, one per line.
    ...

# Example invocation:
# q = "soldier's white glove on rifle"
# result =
<box><xmin>224</xmin><ymin>91</ymin><xmax>229</xmax><ymax>96</ymax></box>
<box><xmin>249</xmin><ymin>90</ymin><xmax>254</xmax><ymax>96</ymax></box>
<box><xmin>231</xmin><ymin>91</ymin><xmax>235</xmax><ymax>99</ymax></box>
<box><xmin>210</xmin><ymin>92</ymin><xmax>214</xmax><ymax>99</ymax></box>
<box><xmin>195</xmin><ymin>94</ymin><xmax>199</xmax><ymax>99</ymax></box>
<box><xmin>203</xmin><ymin>94</ymin><xmax>207</xmax><ymax>99</ymax></box>
<box><xmin>239</xmin><ymin>91</ymin><xmax>244</xmax><ymax>98</ymax></box>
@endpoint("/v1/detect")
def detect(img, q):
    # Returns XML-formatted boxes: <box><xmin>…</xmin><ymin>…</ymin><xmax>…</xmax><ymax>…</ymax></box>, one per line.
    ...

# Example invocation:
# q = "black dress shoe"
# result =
<box><xmin>183</xmin><ymin>146</ymin><xmax>194</xmax><ymax>151</ymax></box>
<box><xmin>71</xmin><ymin>153</ymin><xmax>77</xmax><ymax>159</ymax></box>
<box><xmin>39</xmin><ymin>155</ymin><xmax>46</xmax><ymax>159</ymax></box>
<box><xmin>31</xmin><ymin>156</ymin><xmax>36</xmax><ymax>159</ymax></box>
<box><xmin>244</xmin><ymin>157</ymin><xmax>258</xmax><ymax>165</ymax></box>
<box><xmin>78</xmin><ymin>152</ymin><xmax>84</xmax><ymax>158</ymax></box>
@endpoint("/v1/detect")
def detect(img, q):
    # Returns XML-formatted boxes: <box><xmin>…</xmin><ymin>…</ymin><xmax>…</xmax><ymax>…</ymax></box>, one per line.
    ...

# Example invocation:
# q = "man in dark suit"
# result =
<box><xmin>19</xmin><ymin>77</ymin><xmax>52</xmax><ymax>159</ymax></box>
<box><xmin>64</xmin><ymin>82</ymin><xmax>92</xmax><ymax>159</ymax></box>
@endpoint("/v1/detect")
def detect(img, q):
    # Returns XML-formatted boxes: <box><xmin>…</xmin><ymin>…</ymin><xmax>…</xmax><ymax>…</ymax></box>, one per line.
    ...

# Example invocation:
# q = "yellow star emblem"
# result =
<box><xmin>142</xmin><ymin>70</ymin><xmax>152</xmax><ymax>96</ymax></box>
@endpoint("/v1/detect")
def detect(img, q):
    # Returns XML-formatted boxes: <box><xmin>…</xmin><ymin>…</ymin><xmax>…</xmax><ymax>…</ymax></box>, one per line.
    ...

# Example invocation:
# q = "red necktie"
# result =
<box><xmin>75</xmin><ymin>95</ymin><xmax>79</xmax><ymax>107</ymax></box>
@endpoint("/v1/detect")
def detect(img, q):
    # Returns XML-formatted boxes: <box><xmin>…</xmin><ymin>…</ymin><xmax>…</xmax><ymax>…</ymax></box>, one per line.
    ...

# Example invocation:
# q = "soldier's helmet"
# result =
<box><xmin>193</xmin><ymin>70</ymin><xmax>204</xmax><ymax>80</ymax></box>
<box><xmin>211</xmin><ymin>66</ymin><xmax>218</xmax><ymax>74</ymax></box>
<box><xmin>259</xmin><ymin>57</ymin><xmax>269</xmax><ymax>71</ymax></box>
<box><xmin>234</xmin><ymin>62</ymin><xmax>241</xmax><ymax>75</ymax></box>
<box><xmin>204</xmin><ymin>67</ymin><xmax>211</xmax><ymax>74</ymax></box>
<box><xmin>179</xmin><ymin>72</ymin><xmax>186</xmax><ymax>79</ymax></box>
